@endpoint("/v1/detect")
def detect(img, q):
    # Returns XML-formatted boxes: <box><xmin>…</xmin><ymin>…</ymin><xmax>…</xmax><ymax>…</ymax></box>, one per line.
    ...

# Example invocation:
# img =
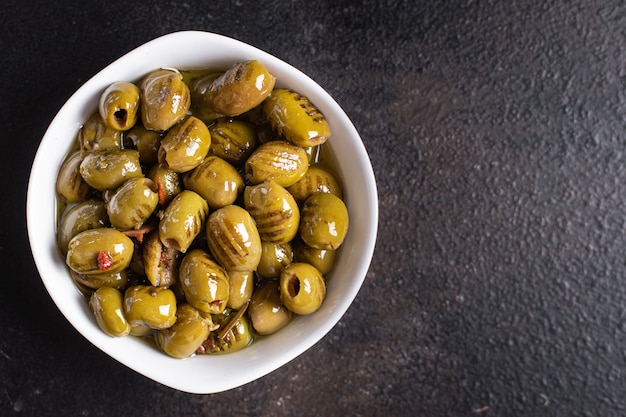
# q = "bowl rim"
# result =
<box><xmin>26</xmin><ymin>30</ymin><xmax>378</xmax><ymax>394</ymax></box>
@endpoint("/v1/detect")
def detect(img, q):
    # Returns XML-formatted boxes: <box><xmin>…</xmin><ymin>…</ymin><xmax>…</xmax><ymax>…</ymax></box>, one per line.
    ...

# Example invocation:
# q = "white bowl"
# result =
<box><xmin>26</xmin><ymin>31</ymin><xmax>378</xmax><ymax>394</ymax></box>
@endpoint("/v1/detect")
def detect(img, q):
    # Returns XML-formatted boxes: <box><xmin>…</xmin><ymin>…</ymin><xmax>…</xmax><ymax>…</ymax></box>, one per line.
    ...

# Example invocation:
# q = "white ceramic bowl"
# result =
<box><xmin>26</xmin><ymin>31</ymin><xmax>378</xmax><ymax>394</ymax></box>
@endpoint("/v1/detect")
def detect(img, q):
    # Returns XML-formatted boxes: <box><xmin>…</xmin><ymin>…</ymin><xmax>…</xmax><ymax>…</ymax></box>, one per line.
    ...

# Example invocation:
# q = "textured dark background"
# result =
<box><xmin>2</xmin><ymin>0</ymin><xmax>626</xmax><ymax>416</ymax></box>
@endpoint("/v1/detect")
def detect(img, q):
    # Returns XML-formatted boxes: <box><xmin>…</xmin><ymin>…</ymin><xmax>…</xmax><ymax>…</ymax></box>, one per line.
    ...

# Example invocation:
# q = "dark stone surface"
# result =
<box><xmin>2</xmin><ymin>0</ymin><xmax>626</xmax><ymax>415</ymax></box>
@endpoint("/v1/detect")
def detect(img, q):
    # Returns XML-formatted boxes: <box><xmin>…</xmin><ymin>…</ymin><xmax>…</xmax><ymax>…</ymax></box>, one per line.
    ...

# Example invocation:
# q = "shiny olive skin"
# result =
<box><xmin>293</xmin><ymin>239</ymin><xmax>337</xmax><ymax>275</ymax></box>
<box><xmin>147</xmin><ymin>164</ymin><xmax>182</xmax><ymax>206</ymax></box>
<box><xmin>90</xmin><ymin>287</ymin><xmax>131</xmax><ymax>337</ymax></box>
<box><xmin>141</xmin><ymin>68</ymin><xmax>191</xmax><ymax>131</ymax></box>
<box><xmin>57</xmin><ymin>199</ymin><xmax>109</xmax><ymax>254</ymax></box>
<box><xmin>71</xmin><ymin>269</ymin><xmax>129</xmax><ymax>291</ymax></box>
<box><xmin>248</xmin><ymin>280</ymin><xmax>293</xmax><ymax>335</ymax></box>
<box><xmin>79</xmin><ymin>112</ymin><xmax>123</xmax><ymax>152</ymax></box>
<box><xmin>244</xmin><ymin>140</ymin><xmax>309</xmax><ymax>187</ymax></box>
<box><xmin>226</xmin><ymin>270</ymin><xmax>254</xmax><ymax>310</ymax></box>
<box><xmin>125</xmin><ymin>125</ymin><xmax>162</xmax><ymax>165</ymax></box>
<box><xmin>203</xmin><ymin>312</ymin><xmax>253</xmax><ymax>354</ymax></box>
<box><xmin>179</xmin><ymin>249</ymin><xmax>230</xmax><ymax>314</ymax></box>
<box><xmin>299</xmin><ymin>193</ymin><xmax>349</xmax><ymax>250</ymax></box>
<box><xmin>183</xmin><ymin>155</ymin><xmax>243</xmax><ymax>209</ymax></box>
<box><xmin>159</xmin><ymin>190</ymin><xmax>209</xmax><ymax>253</ymax></box>
<box><xmin>207</xmin><ymin>60</ymin><xmax>276</xmax><ymax>116</ymax></box>
<box><xmin>263</xmin><ymin>88</ymin><xmax>331</xmax><ymax>147</ymax></box>
<box><xmin>208</xmin><ymin>118</ymin><xmax>257</xmax><ymax>167</ymax></box>
<box><xmin>79</xmin><ymin>149</ymin><xmax>143</xmax><ymax>191</ymax></box>
<box><xmin>56</xmin><ymin>151</ymin><xmax>91</xmax><ymax>203</ymax></box>
<box><xmin>107</xmin><ymin>178</ymin><xmax>158</xmax><ymax>230</ymax></box>
<box><xmin>158</xmin><ymin>116</ymin><xmax>211</xmax><ymax>173</ymax></box>
<box><xmin>157</xmin><ymin>304</ymin><xmax>213</xmax><ymax>358</ymax></box>
<box><xmin>123</xmin><ymin>285</ymin><xmax>177</xmax><ymax>329</ymax></box>
<box><xmin>287</xmin><ymin>166</ymin><xmax>342</xmax><ymax>203</ymax></box>
<box><xmin>66</xmin><ymin>228</ymin><xmax>134</xmax><ymax>275</ymax></box>
<box><xmin>190</xmin><ymin>72</ymin><xmax>222</xmax><ymax>122</ymax></box>
<box><xmin>99</xmin><ymin>81</ymin><xmax>141</xmax><ymax>131</ymax></box>
<box><xmin>206</xmin><ymin>205</ymin><xmax>262</xmax><ymax>272</ymax></box>
<box><xmin>279</xmin><ymin>262</ymin><xmax>326</xmax><ymax>315</ymax></box>
<box><xmin>143</xmin><ymin>231</ymin><xmax>180</xmax><ymax>287</ymax></box>
<box><xmin>244</xmin><ymin>180</ymin><xmax>300</xmax><ymax>243</ymax></box>
<box><xmin>257</xmin><ymin>242</ymin><xmax>293</xmax><ymax>279</ymax></box>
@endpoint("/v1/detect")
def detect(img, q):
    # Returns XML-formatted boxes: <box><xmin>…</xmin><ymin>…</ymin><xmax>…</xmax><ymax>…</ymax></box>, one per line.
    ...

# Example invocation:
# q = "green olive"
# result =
<box><xmin>66</xmin><ymin>228</ymin><xmax>134</xmax><ymax>275</ymax></box>
<box><xmin>141</xmin><ymin>68</ymin><xmax>191</xmax><ymax>131</ymax></box>
<box><xmin>244</xmin><ymin>140</ymin><xmax>309</xmax><ymax>187</ymax></box>
<box><xmin>244</xmin><ymin>180</ymin><xmax>300</xmax><ymax>243</ymax></box>
<box><xmin>179</xmin><ymin>249</ymin><xmax>229</xmax><ymax>314</ymax></box>
<box><xmin>157</xmin><ymin>304</ymin><xmax>213</xmax><ymax>358</ymax></box>
<box><xmin>158</xmin><ymin>116</ymin><xmax>211</xmax><ymax>173</ymax></box>
<box><xmin>147</xmin><ymin>164</ymin><xmax>182</xmax><ymax>206</ymax></box>
<box><xmin>79</xmin><ymin>149</ymin><xmax>143</xmax><ymax>191</ymax></box>
<box><xmin>79</xmin><ymin>112</ymin><xmax>123</xmax><ymax>151</ymax></box>
<box><xmin>71</xmin><ymin>269</ymin><xmax>129</xmax><ymax>291</ymax></box>
<box><xmin>143</xmin><ymin>231</ymin><xmax>180</xmax><ymax>287</ymax></box>
<box><xmin>99</xmin><ymin>81</ymin><xmax>141</xmax><ymax>131</ymax></box>
<box><xmin>203</xmin><ymin>311</ymin><xmax>253</xmax><ymax>354</ymax></box>
<box><xmin>57</xmin><ymin>199</ymin><xmax>109</xmax><ymax>255</ymax></box>
<box><xmin>56</xmin><ymin>151</ymin><xmax>92</xmax><ymax>203</ymax></box>
<box><xmin>106</xmin><ymin>178</ymin><xmax>158</xmax><ymax>230</ymax></box>
<box><xmin>257</xmin><ymin>242</ymin><xmax>293</xmax><ymax>279</ymax></box>
<box><xmin>279</xmin><ymin>262</ymin><xmax>326</xmax><ymax>315</ymax></box>
<box><xmin>263</xmin><ymin>88</ymin><xmax>331</xmax><ymax>147</ymax></box>
<box><xmin>123</xmin><ymin>285</ymin><xmax>177</xmax><ymax>329</ymax></box>
<box><xmin>206</xmin><ymin>60</ymin><xmax>276</xmax><ymax>116</ymax></box>
<box><xmin>205</xmin><ymin>205</ymin><xmax>262</xmax><ymax>272</ymax></box>
<box><xmin>183</xmin><ymin>155</ymin><xmax>243</xmax><ymax>209</ymax></box>
<box><xmin>248</xmin><ymin>280</ymin><xmax>292</xmax><ymax>335</ymax></box>
<box><xmin>293</xmin><ymin>239</ymin><xmax>337</xmax><ymax>275</ymax></box>
<box><xmin>299</xmin><ymin>193</ymin><xmax>349</xmax><ymax>250</ymax></box>
<box><xmin>159</xmin><ymin>190</ymin><xmax>209</xmax><ymax>253</ymax></box>
<box><xmin>208</xmin><ymin>118</ymin><xmax>257</xmax><ymax>167</ymax></box>
<box><xmin>227</xmin><ymin>269</ymin><xmax>254</xmax><ymax>310</ymax></box>
<box><xmin>90</xmin><ymin>287</ymin><xmax>131</xmax><ymax>337</ymax></box>
<box><xmin>190</xmin><ymin>72</ymin><xmax>222</xmax><ymax>122</ymax></box>
<box><xmin>287</xmin><ymin>166</ymin><xmax>342</xmax><ymax>203</ymax></box>
<box><xmin>125</xmin><ymin>125</ymin><xmax>162</xmax><ymax>165</ymax></box>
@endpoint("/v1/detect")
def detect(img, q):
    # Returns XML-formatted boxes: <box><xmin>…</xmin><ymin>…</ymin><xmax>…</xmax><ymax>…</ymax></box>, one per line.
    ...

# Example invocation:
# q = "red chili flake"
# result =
<box><xmin>97</xmin><ymin>251</ymin><xmax>113</xmax><ymax>271</ymax></box>
<box><xmin>157</xmin><ymin>178</ymin><xmax>167</xmax><ymax>206</ymax></box>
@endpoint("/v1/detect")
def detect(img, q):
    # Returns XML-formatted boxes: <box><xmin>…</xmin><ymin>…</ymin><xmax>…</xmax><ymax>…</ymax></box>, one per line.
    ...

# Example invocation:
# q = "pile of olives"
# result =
<box><xmin>55</xmin><ymin>60</ymin><xmax>350</xmax><ymax>359</ymax></box>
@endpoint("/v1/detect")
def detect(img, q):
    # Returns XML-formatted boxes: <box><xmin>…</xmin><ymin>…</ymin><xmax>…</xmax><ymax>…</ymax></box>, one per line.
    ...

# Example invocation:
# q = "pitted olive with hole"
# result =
<box><xmin>66</xmin><ymin>228</ymin><xmax>134</xmax><ymax>275</ymax></box>
<box><xmin>206</xmin><ymin>205</ymin><xmax>262</xmax><ymax>272</ymax></box>
<box><xmin>99</xmin><ymin>81</ymin><xmax>141</xmax><ymax>131</ymax></box>
<box><xmin>79</xmin><ymin>149</ymin><xmax>143</xmax><ymax>191</ymax></box>
<box><xmin>147</xmin><ymin>164</ymin><xmax>182</xmax><ymax>206</ymax></box>
<box><xmin>159</xmin><ymin>190</ymin><xmax>209</xmax><ymax>253</ymax></box>
<box><xmin>244</xmin><ymin>180</ymin><xmax>300</xmax><ymax>244</ymax></box>
<box><xmin>226</xmin><ymin>269</ymin><xmax>254</xmax><ymax>310</ymax></box>
<box><xmin>299</xmin><ymin>192</ymin><xmax>349</xmax><ymax>250</ymax></box>
<box><xmin>257</xmin><ymin>241</ymin><xmax>293</xmax><ymax>279</ymax></box>
<box><xmin>141</xmin><ymin>68</ymin><xmax>191</xmax><ymax>131</ymax></box>
<box><xmin>107</xmin><ymin>178</ymin><xmax>158</xmax><ymax>230</ymax></box>
<box><xmin>90</xmin><ymin>287</ymin><xmax>131</xmax><ymax>337</ymax></box>
<box><xmin>293</xmin><ymin>239</ymin><xmax>337</xmax><ymax>275</ymax></box>
<box><xmin>179</xmin><ymin>249</ymin><xmax>230</xmax><ymax>314</ymax></box>
<box><xmin>157</xmin><ymin>304</ymin><xmax>215</xmax><ymax>358</ymax></box>
<box><xmin>158</xmin><ymin>116</ymin><xmax>211</xmax><ymax>173</ymax></box>
<box><xmin>248</xmin><ymin>280</ymin><xmax>292</xmax><ymax>335</ymax></box>
<box><xmin>79</xmin><ymin>112</ymin><xmax>124</xmax><ymax>152</ymax></box>
<box><xmin>57</xmin><ymin>199</ymin><xmax>109</xmax><ymax>254</ymax></box>
<box><xmin>206</xmin><ymin>60</ymin><xmax>276</xmax><ymax>116</ymax></box>
<box><xmin>125</xmin><ymin>125</ymin><xmax>162</xmax><ymax>165</ymax></box>
<box><xmin>143</xmin><ymin>231</ymin><xmax>180</xmax><ymax>287</ymax></box>
<box><xmin>263</xmin><ymin>88</ymin><xmax>331</xmax><ymax>148</ymax></box>
<box><xmin>208</xmin><ymin>118</ymin><xmax>257</xmax><ymax>167</ymax></box>
<box><xmin>183</xmin><ymin>155</ymin><xmax>243</xmax><ymax>209</ymax></box>
<box><xmin>287</xmin><ymin>166</ymin><xmax>343</xmax><ymax>203</ymax></box>
<box><xmin>279</xmin><ymin>262</ymin><xmax>326</xmax><ymax>315</ymax></box>
<box><xmin>56</xmin><ymin>151</ymin><xmax>92</xmax><ymax>203</ymax></box>
<box><xmin>123</xmin><ymin>285</ymin><xmax>177</xmax><ymax>329</ymax></box>
<box><xmin>244</xmin><ymin>140</ymin><xmax>309</xmax><ymax>187</ymax></box>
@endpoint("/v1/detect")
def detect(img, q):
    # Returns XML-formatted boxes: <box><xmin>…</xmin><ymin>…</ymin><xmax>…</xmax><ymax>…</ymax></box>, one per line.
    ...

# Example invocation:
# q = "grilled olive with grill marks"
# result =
<box><xmin>79</xmin><ymin>149</ymin><xmax>143</xmax><ymax>191</ymax></box>
<box><xmin>143</xmin><ymin>231</ymin><xmax>180</xmax><ymax>287</ymax></box>
<box><xmin>244</xmin><ymin>180</ymin><xmax>300</xmax><ymax>244</ymax></box>
<box><xmin>66</xmin><ymin>228</ymin><xmax>134</xmax><ymax>275</ymax></box>
<box><xmin>57</xmin><ymin>199</ymin><xmax>109</xmax><ymax>254</ymax></box>
<box><xmin>179</xmin><ymin>249</ymin><xmax>229</xmax><ymax>314</ymax></box>
<box><xmin>245</xmin><ymin>140</ymin><xmax>309</xmax><ymax>187</ymax></box>
<box><xmin>159</xmin><ymin>190</ymin><xmax>209</xmax><ymax>253</ymax></box>
<box><xmin>208</xmin><ymin>118</ymin><xmax>257</xmax><ymax>167</ymax></box>
<box><xmin>158</xmin><ymin>116</ymin><xmax>211</xmax><ymax>173</ymax></box>
<box><xmin>56</xmin><ymin>151</ymin><xmax>92</xmax><ymax>203</ymax></box>
<box><xmin>79</xmin><ymin>112</ymin><xmax>123</xmax><ymax>152</ymax></box>
<box><xmin>183</xmin><ymin>155</ymin><xmax>243</xmax><ymax>209</ymax></box>
<box><xmin>106</xmin><ymin>178</ymin><xmax>158</xmax><ymax>230</ymax></box>
<box><xmin>287</xmin><ymin>166</ymin><xmax>342</xmax><ymax>203</ymax></box>
<box><xmin>299</xmin><ymin>193</ymin><xmax>349</xmax><ymax>250</ymax></box>
<box><xmin>141</xmin><ymin>68</ymin><xmax>191</xmax><ymax>131</ymax></box>
<box><xmin>147</xmin><ymin>164</ymin><xmax>182</xmax><ymax>206</ymax></box>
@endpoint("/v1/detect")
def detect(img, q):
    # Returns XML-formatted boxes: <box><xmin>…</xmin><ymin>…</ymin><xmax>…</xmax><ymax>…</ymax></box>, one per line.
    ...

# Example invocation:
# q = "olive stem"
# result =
<box><xmin>217</xmin><ymin>301</ymin><xmax>249</xmax><ymax>340</ymax></box>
